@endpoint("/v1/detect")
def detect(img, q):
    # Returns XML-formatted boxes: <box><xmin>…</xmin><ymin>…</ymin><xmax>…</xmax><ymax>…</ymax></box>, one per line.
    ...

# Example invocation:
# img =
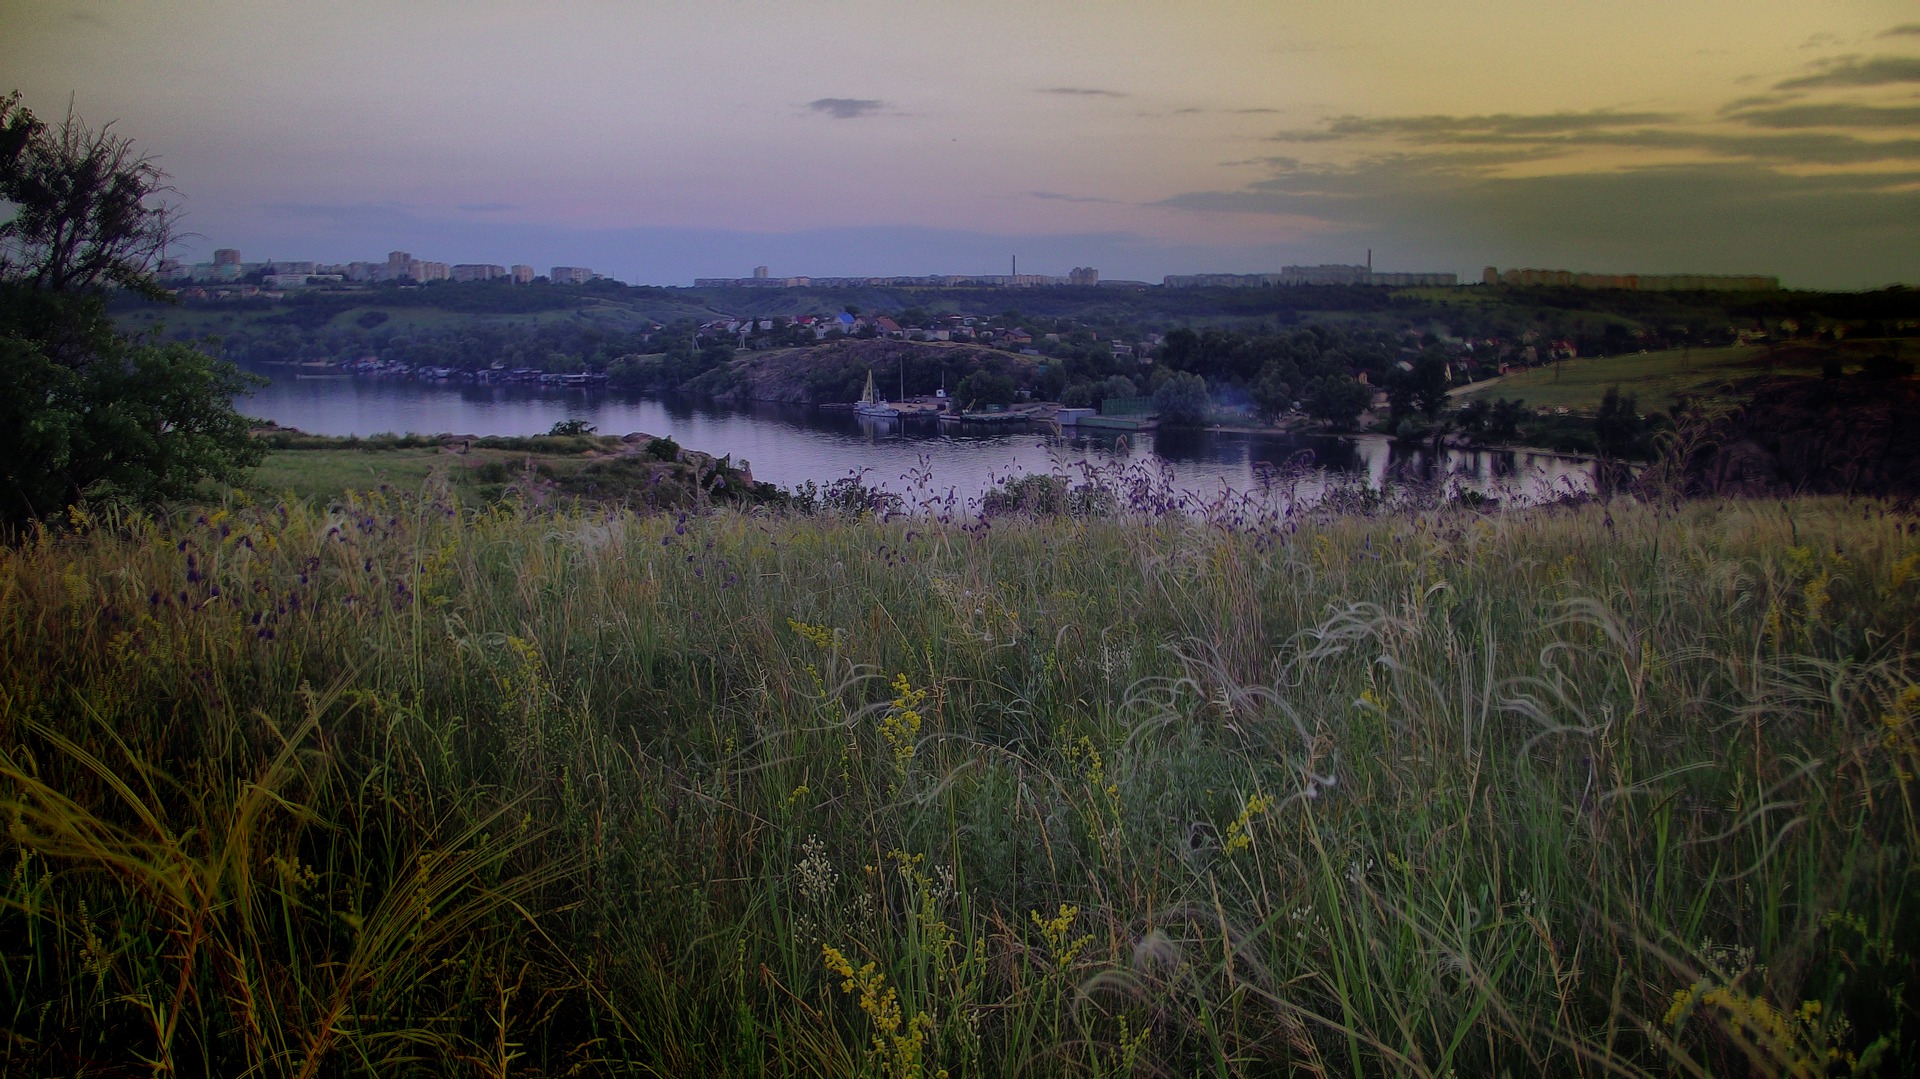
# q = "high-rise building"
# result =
<box><xmin>753</xmin><ymin>265</ymin><xmax>769</xmax><ymax>279</ymax></box>
<box><xmin>386</xmin><ymin>251</ymin><xmax>413</xmax><ymax>281</ymax></box>
<box><xmin>213</xmin><ymin>248</ymin><xmax>242</xmax><ymax>266</ymax></box>
<box><xmin>510</xmin><ymin>265</ymin><xmax>535</xmax><ymax>284</ymax></box>
<box><xmin>550</xmin><ymin>266</ymin><xmax>594</xmax><ymax>285</ymax></box>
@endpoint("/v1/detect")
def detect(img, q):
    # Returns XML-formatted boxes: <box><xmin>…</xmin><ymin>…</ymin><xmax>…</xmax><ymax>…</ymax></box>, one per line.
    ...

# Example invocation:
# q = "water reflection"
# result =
<box><xmin>238</xmin><ymin>364</ymin><xmax>1593</xmax><ymax>507</ymax></box>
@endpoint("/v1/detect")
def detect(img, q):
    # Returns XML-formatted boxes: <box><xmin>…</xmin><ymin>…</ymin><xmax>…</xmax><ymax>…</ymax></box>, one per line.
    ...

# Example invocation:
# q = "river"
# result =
<box><xmin>237</xmin><ymin>365</ymin><xmax>1594</xmax><ymax>508</ymax></box>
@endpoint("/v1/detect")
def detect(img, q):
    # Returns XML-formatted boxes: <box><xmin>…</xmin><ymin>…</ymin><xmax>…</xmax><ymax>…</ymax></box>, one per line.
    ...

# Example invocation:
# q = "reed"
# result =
<box><xmin>1</xmin><ymin>485</ymin><xmax>1913</xmax><ymax>1075</ymax></box>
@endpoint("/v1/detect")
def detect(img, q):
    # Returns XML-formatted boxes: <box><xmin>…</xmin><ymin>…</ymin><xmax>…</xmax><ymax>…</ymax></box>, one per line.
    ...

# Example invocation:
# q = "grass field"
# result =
<box><xmin>1452</xmin><ymin>338</ymin><xmax>1919</xmax><ymax>413</ymax></box>
<box><xmin>2</xmin><ymin>482</ymin><xmax>1915</xmax><ymax>1075</ymax></box>
<box><xmin>246</xmin><ymin>446</ymin><xmax>454</xmax><ymax>501</ymax></box>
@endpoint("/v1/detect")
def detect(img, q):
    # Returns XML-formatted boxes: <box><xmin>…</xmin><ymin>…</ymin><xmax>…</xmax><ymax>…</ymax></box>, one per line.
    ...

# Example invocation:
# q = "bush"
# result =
<box><xmin>980</xmin><ymin>472</ymin><xmax>1117</xmax><ymax>518</ymax></box>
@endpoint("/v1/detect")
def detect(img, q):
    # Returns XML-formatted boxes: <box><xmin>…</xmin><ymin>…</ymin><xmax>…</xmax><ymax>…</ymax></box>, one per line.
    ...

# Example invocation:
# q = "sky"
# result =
<box><xmin>4</xmin><ymin>1</ymin><xmax>1918</xmax><ymax>289</ymax></box>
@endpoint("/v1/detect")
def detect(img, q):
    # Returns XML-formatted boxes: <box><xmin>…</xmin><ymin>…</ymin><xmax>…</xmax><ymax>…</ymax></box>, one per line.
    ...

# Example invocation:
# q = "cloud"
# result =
<box><xmin>807</xmin><ymin>98</ymin><xmax>885</xmax><ymax>119</ymax></box>
<box><xmin>1266</xmin><ymin>106</ymin><xmax>1920</xmax><ymax>168</ymax></box>
<box><xmin>456</xmin><ymin>202</ymin><xmax>518</xmax><ymax>213</ymax></box>
<box><xmin>1277</xmin><ymin>110</ymin><xmax>1677</xmax><ymax>143</ymax></box>
<box><xmin>1039</xmin><ymin>87</ymin><xmax>1127</xmax><ymax>98</ymax></box>
<box><xmin>1154</xmin><ymin>158</ymin><xmax>1920</xmax><ymax>287</ymax></box>
<box><xmin>1602</xmin><ymin>130</ymin><xmax>1920</xmax><ymax>166</ymax></box>
<box><xmin>1729</xmin><ymin>103</ymin><xmax>1920</xmax><ymax>128</ymax></box>
<box><xmin>1027</xmin><ymin>190</ymin><xmax>1120</xmax><ymax>204</ymax></box>
<box><xmin>1775</xmin><ymin>55</ymin><xmax>1920</xmax><ymax>89</ymax></box>
<box><xmin>1167</xmin><ymin>106</ymin><xmax>1281</xmax><ymax>117</ymax></box>
<box><xmin>1720</xmin><ymin>94</ymin><xmax>1802</xmax><ymax>113</ymax></box>
<box><xmin>1878</xmin><ymin>23</ymin><xmax>1920</xmax><ymax>38</ymax></box>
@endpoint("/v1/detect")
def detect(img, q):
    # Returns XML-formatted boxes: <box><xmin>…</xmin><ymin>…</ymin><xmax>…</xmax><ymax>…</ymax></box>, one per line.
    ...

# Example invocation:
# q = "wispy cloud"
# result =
<box><xmin>1721</xmin><ymin>94</ymin><xmax>1802</xmax><ymax>113</ymax></box>
<box><xmin>456</xmin><ymin>202</ymin><xmax>518</xmax><ymax>213</ymax></box>
<box><xmin>1275</xmin><ymin>110</ymin><xmax>1677</xmax><ymax>143</ymax></box>
<box><xmin>1027</xmin><ymin>190</ymin><xmax>1121</xmax><ymax>204</ymax></box>
<box><xmin>1166</xmin><ymin>106</ymin><xmax>1281</xmax><ymax>117</ymax></box>
<box><xmin>1878</xmin><ymin>23</ymin><xmax>1920</xmax><ymax>38</ymax></box>
<box><xmin>1775</xmin><ymin>55</ymin><xmax>1920</xmax><ymax>89</ymax></box>
<box><xmin>1266</xmin><ymin>106</ymin><xmax>1920</xmax><ymax>168</ymax></box>
<box><xmin>807</xmin><ymin>98</ymin><xmax>886</xmax><ymax>119</ymax></box>
<box><xmin>1039</xmin><ymin>87</ymin><xmax>1126</xmax><ymax>98</ymax></box>
<box><xmin>1729</xmin><ymin>102</ymin><xmax>1920</xmax><ymax>128</ymax></box>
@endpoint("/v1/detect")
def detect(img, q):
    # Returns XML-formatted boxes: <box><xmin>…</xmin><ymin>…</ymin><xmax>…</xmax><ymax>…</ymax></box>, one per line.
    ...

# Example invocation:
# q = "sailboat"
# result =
<box><xmin>854</xmin><ymin>369</ymin><xmax>900</xmax><ymax>418</ymax></box>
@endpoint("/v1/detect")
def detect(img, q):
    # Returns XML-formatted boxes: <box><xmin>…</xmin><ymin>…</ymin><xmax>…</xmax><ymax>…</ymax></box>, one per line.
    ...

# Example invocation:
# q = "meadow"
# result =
<box><xmin>1</xmin><ymin>475</ymin><xmax>1915</xmax><ymax>1075</ymax></box>
<box><xmin>1451</xmin><ymin>338</ymin><xmax>1920</xmax><ymax>414</ymax></box>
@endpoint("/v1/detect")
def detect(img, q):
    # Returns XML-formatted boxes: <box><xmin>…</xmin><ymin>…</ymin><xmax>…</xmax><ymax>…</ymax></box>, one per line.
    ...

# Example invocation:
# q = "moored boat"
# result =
<box><xmin>853</xmin><ymin>370</ymin><xmax>901</xmax><ymax>418</ymax></box>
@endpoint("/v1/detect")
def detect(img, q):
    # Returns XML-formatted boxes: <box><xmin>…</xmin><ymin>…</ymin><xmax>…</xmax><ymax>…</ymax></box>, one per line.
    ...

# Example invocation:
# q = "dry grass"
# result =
<box><xmin>1</xmin><ymin>487</ymin><xmax>1914</xmax><ymax>1075</ymax></box>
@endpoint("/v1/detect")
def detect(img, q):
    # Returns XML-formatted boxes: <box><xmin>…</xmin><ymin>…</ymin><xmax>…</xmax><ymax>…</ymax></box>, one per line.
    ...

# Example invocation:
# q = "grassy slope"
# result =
<box><xmin>3</xmin><ymin>490</ymin><xmax>1915</xmax><ymax>1076</ymax></box>
<box><xmin>241</xmin><ymin>434</ymin><xmax>767</xmax><ymax>508</ymax></box>
<box><xmin>247</xmin><ymin>446</ymin><xmax>451</xmax><ymax>501</ymax></box>
<box><xmin>1454</xmin><ymin>337</ymin><xmax>1920</xmax><ymax>412</ymax></box>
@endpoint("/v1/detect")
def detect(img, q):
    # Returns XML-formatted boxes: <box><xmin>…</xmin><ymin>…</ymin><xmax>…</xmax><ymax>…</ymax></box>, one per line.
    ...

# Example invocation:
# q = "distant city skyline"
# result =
<box><xmin>6</xmin><ymin>2</ymin><xmax>1917</xmax><ymax>289</ymax></box>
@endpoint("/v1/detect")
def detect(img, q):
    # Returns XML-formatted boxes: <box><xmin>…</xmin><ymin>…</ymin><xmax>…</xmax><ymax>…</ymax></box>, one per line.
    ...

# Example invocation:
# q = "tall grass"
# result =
<box><xmin>1</xmin><ymin>487</ymin><xmax>1914</xmax><ymax>1075</ymax></box>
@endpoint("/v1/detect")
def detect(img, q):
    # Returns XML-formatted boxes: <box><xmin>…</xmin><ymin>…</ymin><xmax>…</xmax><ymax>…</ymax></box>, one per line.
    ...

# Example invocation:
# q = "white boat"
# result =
<box><xmin>853</xmin><ymin>370</ymin><xmax>900</xmax><ymax>418</ymax></box>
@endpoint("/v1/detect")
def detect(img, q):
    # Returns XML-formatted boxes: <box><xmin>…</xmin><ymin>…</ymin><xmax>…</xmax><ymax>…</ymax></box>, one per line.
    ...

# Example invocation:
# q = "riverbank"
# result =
<box><xmin>244</xmin><ymin>426</ymin><xmax>783</xmax><ymax>507</ymax></box>
<box><xmin>5</xmin><ymin>494</ymin><xmax>1914</xmax><ymax>1075</ymax></box>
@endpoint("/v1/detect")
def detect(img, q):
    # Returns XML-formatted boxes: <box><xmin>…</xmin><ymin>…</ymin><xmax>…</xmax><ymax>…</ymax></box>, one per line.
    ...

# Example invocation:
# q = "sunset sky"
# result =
<box><xmin>5</xmin><ymin>1</ymin><xmax>1917</xmax><ymax>288</ymax></box>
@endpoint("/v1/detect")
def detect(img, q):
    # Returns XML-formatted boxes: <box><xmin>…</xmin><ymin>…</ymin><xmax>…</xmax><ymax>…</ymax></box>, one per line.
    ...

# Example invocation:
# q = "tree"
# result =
<box><xmin>1456</xmin><ymin>398</ymin><xmax>1490</xmax><ymax>437</ymax></box>
<box><xmin>2</xmin><ymin>93</ymin><xmax>175</xmax><ymax>298</ymax></box>
<box><xmin>1152</xmin><ymin>370</ymin><xmax>1210</xmax><ymax>426</ymax></box>
<box><xmin>1387</xmin><ymin>347</ymin><xmax>1451</xmax><ymax>423</ymax></box>
<box><xmin>1</xmin><ymin>92</ymin><xmax>261</xmax><ymax>526</ymax></box>
<box><xmin>1487</xmin><ymin>398</ymin><xmax>1527</xmax><ymax>442</ymax></box>
<box><xmin>1095</xmin><ymin>375</ymin><xmax>1138</xmax><ymax>405</ymax></box>
<box><xmin>1593</xmin><ymin>388</ymin><xmax>1644</xmax><ymax>458</ymax></box>
<box><xmin>1251</xmin><ymin>358</ymin><xmax>1302</xmax><ymax>421</ymax></box>
<box><xmin>955</xmin><ymin>369</ymin><xmax>1016</xmax><ymax>408</ymax></box>
<box><xmin>1303</xmin><ymin>375</ymin><xmax>1371</xmax><ymax>431</ymax></box>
